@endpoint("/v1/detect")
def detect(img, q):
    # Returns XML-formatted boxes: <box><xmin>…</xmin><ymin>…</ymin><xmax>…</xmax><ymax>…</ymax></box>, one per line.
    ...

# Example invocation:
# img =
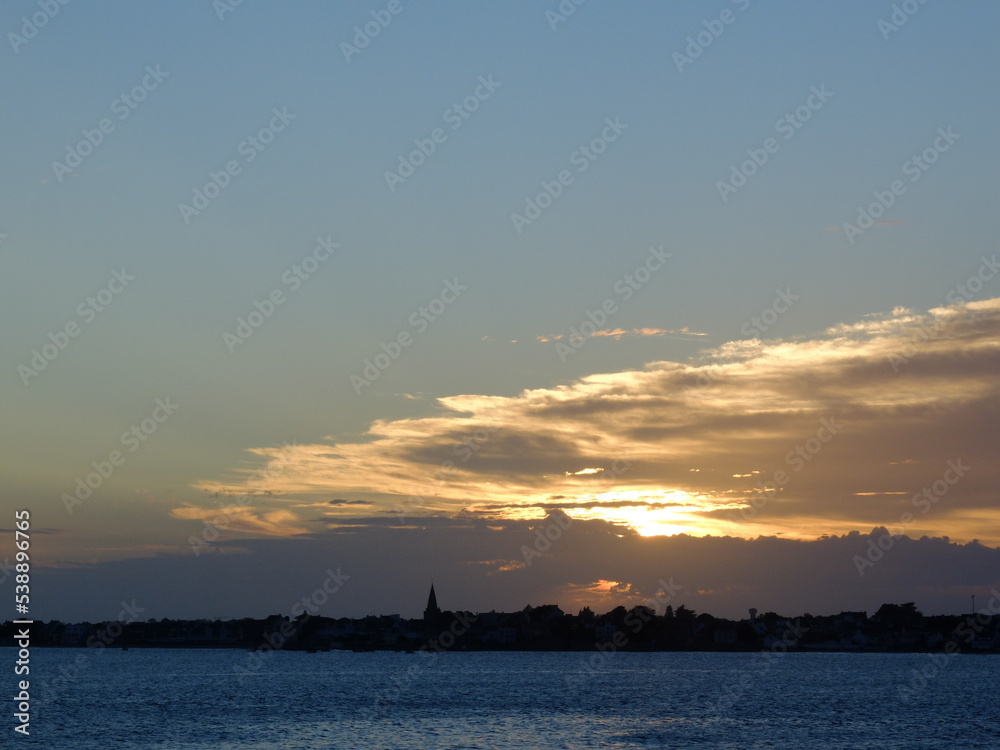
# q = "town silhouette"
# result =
<box><xmin>4</xmin><ymin>586</ymin><xmax>998</xmax><ymax>655</ymax></box>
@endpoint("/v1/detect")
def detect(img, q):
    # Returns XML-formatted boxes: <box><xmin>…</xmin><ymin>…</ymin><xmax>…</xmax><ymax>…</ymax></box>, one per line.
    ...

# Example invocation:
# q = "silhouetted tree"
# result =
<box><xmin>875</xmin><ymin>602</ymin><xmax>923</xmax><ymax>629</ymax></box>
<box><xmin>630</xmin><ymin>605</ymin><xmax>655</xmax><ymax>622</ymax></box>
<box><xmin>607</xmin><ymin>605</ymin><xmax>628</xmax><ymax>624</ymax></box>
<box><xmin>674</xmin><ymin>605</ymin><xmax>696</xmax><ymax>622</ymax></box>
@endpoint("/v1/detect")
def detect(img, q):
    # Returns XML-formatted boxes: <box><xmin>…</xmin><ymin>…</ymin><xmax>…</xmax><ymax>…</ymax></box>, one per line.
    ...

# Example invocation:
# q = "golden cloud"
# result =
<box><xmin>189</xmin><ymin>298</ymin><xmax>1000</xmax><ymax>543</ymax></box>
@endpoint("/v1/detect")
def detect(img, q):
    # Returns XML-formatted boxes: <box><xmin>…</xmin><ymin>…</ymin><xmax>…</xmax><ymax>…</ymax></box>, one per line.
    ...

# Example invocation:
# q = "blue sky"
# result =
<box><xmin>3</xmin><ymin>1</ymin><xmax>1000</xmax><ymax>620</ymax></box>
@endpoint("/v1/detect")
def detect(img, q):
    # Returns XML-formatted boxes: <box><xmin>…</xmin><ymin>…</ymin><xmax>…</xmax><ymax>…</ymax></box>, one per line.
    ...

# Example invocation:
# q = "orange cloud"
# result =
<box><xmin>169</xmin><ymin>505</ymin><xmax>309</xmax><ymax>537</ymax></box>
<box><xmin>190</xmin><ymin>298</ymin><xmax>1000</xmax><ymax>544</ymax></box>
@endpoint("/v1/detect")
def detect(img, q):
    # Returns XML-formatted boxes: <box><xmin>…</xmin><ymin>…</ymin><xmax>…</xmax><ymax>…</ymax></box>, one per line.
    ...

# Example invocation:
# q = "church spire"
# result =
<box><xmin>424</xmin><ymin>583</ymin><xmax>441</xmax><ymax>622</ymax></box>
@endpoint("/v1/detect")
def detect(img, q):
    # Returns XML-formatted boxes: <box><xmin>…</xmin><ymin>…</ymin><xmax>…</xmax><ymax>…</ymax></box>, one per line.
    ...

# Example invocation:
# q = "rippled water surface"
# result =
<box><xmin>15</xmin><ymin>648</ymin><xmax>1000</xmax><ymax>749</ymax></box>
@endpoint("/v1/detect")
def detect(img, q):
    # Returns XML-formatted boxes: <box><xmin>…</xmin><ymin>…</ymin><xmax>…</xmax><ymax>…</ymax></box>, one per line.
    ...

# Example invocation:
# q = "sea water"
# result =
<box><xmin>12</xmin><ymin>648</ymin><xmax>1000</xmax><ymax>749</ymax></box>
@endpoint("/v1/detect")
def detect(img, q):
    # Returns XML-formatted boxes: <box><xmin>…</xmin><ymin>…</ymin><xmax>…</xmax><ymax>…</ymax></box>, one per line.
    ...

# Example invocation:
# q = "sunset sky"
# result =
<box><xmin>4</xmin><ymin>2</ymin><xmax>999</xmax><ymax>622</ymax></box>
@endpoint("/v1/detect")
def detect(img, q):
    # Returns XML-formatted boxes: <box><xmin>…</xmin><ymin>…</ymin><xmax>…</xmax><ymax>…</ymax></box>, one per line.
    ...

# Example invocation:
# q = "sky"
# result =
<box><xmin>3</xmin><ymin>1</ymin><xmax>1000</xmax><ymax>623</ymax></box>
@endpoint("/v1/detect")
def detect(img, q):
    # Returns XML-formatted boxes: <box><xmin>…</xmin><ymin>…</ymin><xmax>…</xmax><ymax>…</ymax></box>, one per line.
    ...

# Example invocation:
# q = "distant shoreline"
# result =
<box><xmin>5</xmin><ymin>644</ymin><xmax>999</xmax><ymax>655</ymax></box>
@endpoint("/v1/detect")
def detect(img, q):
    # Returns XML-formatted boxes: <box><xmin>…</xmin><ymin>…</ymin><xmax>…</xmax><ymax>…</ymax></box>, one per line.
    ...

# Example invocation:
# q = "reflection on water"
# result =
<box><xmin>17</xmin><ymin>648</ymin><xmax>1000</xmax><ymax>749</ymax></box>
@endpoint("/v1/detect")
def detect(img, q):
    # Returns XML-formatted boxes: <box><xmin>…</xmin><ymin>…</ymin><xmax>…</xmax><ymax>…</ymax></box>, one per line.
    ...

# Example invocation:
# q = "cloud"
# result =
<box><xmin>189</xmin><ymin>298</ymin><xmax>1000</xmax><ymax>544</ymax></box>
<box><xmin>30</xmin><ymin>518</ymin><xmax>1000</xmax><ymax>622</ymax></box>
<box><xmin>536</xmin><ymin>327</ymin><xmax>708</xmax><ymax>343</ymax></box>
<box><xmin>169</xmin><ymin>505</ymin><xmax>308</xmax><ymax>536</ymax></box>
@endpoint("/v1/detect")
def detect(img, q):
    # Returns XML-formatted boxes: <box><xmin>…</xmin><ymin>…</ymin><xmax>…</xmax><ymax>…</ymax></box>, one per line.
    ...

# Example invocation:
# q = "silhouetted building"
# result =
<box><xmin>5</xmin><ymin>597</ymin><xmax>993</xmax><ymax>654</ymax></box>
<box><xmin>424</xmin><ymin>584</ymin><xmax>441</xmax><ymax>622</ymax></box>
<box><xmin>423</xmin><ymin>583</ymin><xmax>449</xmax><ymax>635</ymax></box>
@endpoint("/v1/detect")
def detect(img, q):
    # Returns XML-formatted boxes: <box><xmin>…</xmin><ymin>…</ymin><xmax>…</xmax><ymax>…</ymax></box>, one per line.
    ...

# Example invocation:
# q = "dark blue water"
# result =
<box><xmin>11</xmin><ymin>648</ymin><xmax>999</xmax><ymax>748</ymax></box>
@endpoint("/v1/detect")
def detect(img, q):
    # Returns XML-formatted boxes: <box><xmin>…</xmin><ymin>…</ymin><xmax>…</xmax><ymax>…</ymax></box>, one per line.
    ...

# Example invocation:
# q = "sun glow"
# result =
<box><xmin>531</xmin><ymin>488</ymin><xmax>727</xmax><ymax>537</ymax></box>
